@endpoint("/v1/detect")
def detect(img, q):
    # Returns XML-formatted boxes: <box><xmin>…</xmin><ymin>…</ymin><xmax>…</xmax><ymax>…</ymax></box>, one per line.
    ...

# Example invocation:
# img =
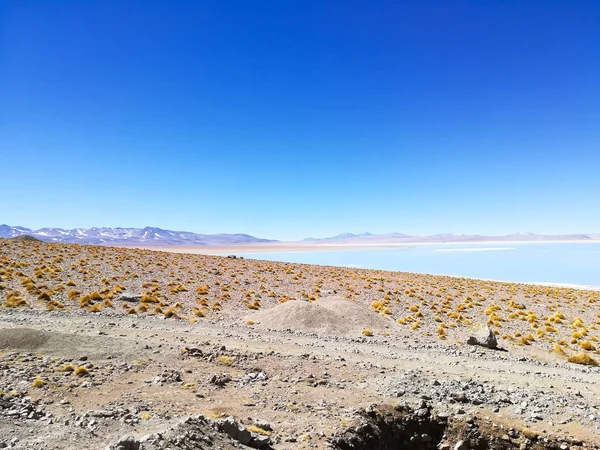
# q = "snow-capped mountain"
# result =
<box><xmin>302</xmin><ymin>232</ymin><xmax>374</xmax><ymax>242</ymax></box>
<box><xmin>0</xmin><ymin>225</ymin><xmax>274</xmax><ymax>246</ymax></box>
<box><xmin>299</xmin><ymin>231</ymin><xmax>598</xmax><ymax>243</ymax></box>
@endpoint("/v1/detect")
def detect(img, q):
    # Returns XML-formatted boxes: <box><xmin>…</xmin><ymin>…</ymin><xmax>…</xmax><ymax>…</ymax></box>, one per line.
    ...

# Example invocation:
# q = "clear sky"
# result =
<box><xmin>1</xmin><ymin>1</ymin><xmax>599</xmax><ymax>240</ymax></box>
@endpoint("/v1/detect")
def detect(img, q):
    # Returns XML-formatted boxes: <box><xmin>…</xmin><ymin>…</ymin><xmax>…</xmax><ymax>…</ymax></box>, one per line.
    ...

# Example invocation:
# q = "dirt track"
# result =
<box><xmin>0</xmin><ymin>307</ymin><xmax>599</xmax><ymax>449</ymax></box>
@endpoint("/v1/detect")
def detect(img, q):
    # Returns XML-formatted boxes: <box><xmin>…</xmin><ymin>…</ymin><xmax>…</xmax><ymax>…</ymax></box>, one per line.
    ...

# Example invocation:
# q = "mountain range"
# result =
<box><xmin>0</xmin><ymin>225</ymin><xmax>274</xmax><ymax>246</ymax></box>
<box><xmin>306</xmin><ymin>231</ymin><xmax>600</xmax><ymax>243</ymax></box>
<box><xmin>1</xmin><ymin>224</ymin><xmax>599</xmax><ymax>246</ymax></box>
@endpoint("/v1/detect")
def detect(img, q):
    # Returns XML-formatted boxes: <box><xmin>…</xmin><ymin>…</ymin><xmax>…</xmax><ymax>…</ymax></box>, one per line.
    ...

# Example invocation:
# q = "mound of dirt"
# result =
<box><xmin>245</xmin><ymin>296</ymin><xmax>394</xmax><ymax>336</ymax></box>
<box><xmin>10</xmin><ymin>235</ymin><xmax>42</xmax><ymax>242</ymax></box>
<box><xmin>0</xmin><ymin>327</ymin><xmax>130</xmax><ymax>359</ymax></box>
<box><xmin>0</xmin><ymin>328</ymin><xmax>53</xmax><ymax>350</ymax></box>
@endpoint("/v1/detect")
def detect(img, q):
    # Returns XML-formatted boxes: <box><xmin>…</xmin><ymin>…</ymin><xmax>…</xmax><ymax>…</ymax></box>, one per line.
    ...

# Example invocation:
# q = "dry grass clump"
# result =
<box><xmin>36</xmin><ymin>291</ymin><xmax>52</xmax><ymax>302</ymax></box>
<box><xmin>4</xmin><ymin>291</ymin><xmax>27</xmax><ymax>308</ymax></box>
<box><xmin>58</xmin><ymin>363</ymin><xmax>75</xmax><ymax>372</ymax></box>
<box><xmin>140</xmin><ymin>294</ymin><xmax>160</xmax><ymax>304</ymax></box>
<box><xmin>578</xmin><ymin>340</ymin><xmax>597</xmax><ymax>351</ymax></box>
<box><xmin>362</xmin><ymin>328</ymin><xmax>373</xmax><ymax>336</ymax></box>
<box><xmin>73</xmin><ymin>365</ymin><xmax>89</xmax><ymax>376</ymax></box>
<box><xmin>196</xmin><ymin>284</ymin><xmax>209</xmax><ymax>295</ymax></box>
<box><xmin>163</xmin><ymin>307</ymin><xmax>179</xmax><ymax>318</ymax></box>
<box><xmin>46</xmin><ymin>299</ymin><xmax>65</xmax><ymax>310</ymax></box>
<box><xmin>567</xmin><ymin>352</ymin><xmax>599</xmax><ymax>366</ymax></box>
<box><xmin>216</xmin><ymin>355</ymin><xmax>233</xmax><ymax>366</ymax></box>
<box><xmin>192</xmin><ymin>307</ymin><xmax>205</xmax><ymax>317</ymax></box>
<box><xmin>66</xmin><ymin>289</ymin><xmax>80</xmax><ymax>301</ymax></box>
<box><xmin>247</xmin><ymin>425</ymin><xmax>271</xmax><ymax>436</ymax></box>
<box><xmin>32</xmin><ymin>377</ymin><xmax>45</xmax><ymax>388</ymax></box>
<box><xmin>552</xmin><ymin>343</ymin><xmax>567</xmax><ymax>356</ymax></box>
<box><xmin>87</xmin><ymin>304</ymin><xmax>102</xmax><ymax>313</ymax></box>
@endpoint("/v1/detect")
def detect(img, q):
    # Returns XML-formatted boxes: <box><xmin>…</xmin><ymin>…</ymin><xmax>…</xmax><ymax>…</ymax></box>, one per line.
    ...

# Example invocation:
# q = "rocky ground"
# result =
<box><xmin>1</xmin><ymin>239</ymin><xmax>600</xmax><ymax>449</ymax></box>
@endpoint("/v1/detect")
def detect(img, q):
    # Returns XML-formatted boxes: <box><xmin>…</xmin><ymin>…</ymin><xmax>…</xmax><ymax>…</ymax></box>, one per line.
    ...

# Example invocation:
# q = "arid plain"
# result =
<box><xmin>1</xmin><ymin>238</ymin><xmax>600</xmax><ymax>449</ymax></box>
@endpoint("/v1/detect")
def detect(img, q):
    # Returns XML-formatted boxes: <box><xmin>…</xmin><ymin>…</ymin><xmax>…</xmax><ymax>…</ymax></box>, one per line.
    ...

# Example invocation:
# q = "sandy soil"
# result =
<box><xmin>1</xmin><ymin>239</ymin><xmax>600</xmax><ymax>449</ymax></box>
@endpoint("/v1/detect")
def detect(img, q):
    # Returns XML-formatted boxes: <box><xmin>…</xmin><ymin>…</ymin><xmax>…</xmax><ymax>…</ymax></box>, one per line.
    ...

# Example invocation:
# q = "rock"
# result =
<box><xmin>454</xmin><ymin>440</ymin><xmax>469</xmax><ymax>450</ymax></box>
<box><xmin>250</xmin><ymin>433</ymin><xmax>271</xmax><ymax>449</ymax></box>
<box><xmin>466</xmin><ymin>326</ymin><xmax>498</xmax><ymax>349</ymax></box>
<box><xmin>116</xmin><ymin>292</ymin><xmax>141</xmax><ymax>303</ymax></box>
<box><xmin>111</xmin><ymin>435</ymin><xmax>140</xmax><ymax>450</ymax></box>
<box><xmin>209</xmin><ymin>373</ymin><xmax>231</xmax><ymax>386</ymax></box>
<box><xmin>253</xmin><ymin>419</ymin><xmax>273</xmax><ymax>431</ymax></box>
<box><xmin>220</xmin><ymin>416</ymin><xmax>252</xmax><ymax>445</ymax></box>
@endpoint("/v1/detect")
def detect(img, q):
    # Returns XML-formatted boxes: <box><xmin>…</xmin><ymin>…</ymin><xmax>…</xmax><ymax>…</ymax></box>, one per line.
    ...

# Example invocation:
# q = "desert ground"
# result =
<box><xmin>1</xmin><ymin>238</ymin><xmax>600</xmax><ymax>449</ymax></box>
<box><xmin>132</xmin><ymin>242</ymin><xmax>414</xmax><ymax>255</ymax></box>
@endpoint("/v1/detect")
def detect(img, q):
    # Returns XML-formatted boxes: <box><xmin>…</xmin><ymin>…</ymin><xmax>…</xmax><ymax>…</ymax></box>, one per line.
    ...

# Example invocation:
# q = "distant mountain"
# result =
<box><xmin>0</xmin><ymin>225</ymin><xmax>275</xmax><ymax>246</ymax></box>
<box><xmin>300</xmin><ymin>231</ymin><xmax>598</xmax><ymax>243</ymax></box>
<box><xmin>303</xmin><ymin>232</ymin><xmax>374</xmax><ymax>242</ymax></box>
<box><xmin>2</xmin><ymin>224</ymin><xmax>597</xmax><ymax>247</ymax></box>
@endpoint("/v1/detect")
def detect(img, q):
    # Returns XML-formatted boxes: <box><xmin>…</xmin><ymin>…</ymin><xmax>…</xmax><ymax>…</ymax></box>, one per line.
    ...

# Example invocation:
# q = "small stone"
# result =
<box><xmin>454</xmin><ymin>440</ymin><xmax>469</xmax><ymax>450</ymax></box>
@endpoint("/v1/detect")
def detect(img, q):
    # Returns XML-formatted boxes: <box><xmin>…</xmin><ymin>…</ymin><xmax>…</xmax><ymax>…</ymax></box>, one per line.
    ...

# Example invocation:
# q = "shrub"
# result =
<box><xmin>79</xmin><ymin>295</ymin><xmax>92</xmax><ymax>307</ymax></box>
<box><xmin>4</xmin><ymin>291</ymin><xmax>27</xmax><ymax>308</ymax></box>
<box><xmin>37</xmin><ymin>291</ymin><xmax>52</xmax><ymax>302</ymax></box>
<box><xmin>58</xmin><ymin>364</ymin><xmax>75</xmax><ymax>372</ymax></box>
<box><xmin>196</xmin><ymin>285</ymin><xmax>209</xmax><ymax>295</ymax></box>
<box><xmin>90</xmin><ymin>291</ymin><xmax>103</xmax><ymax>301</ymax></box>
<box><xmin>579</xmin><ymin>340</ymin><xmax>597</xmax><ymax>352</ymax></box>
<box><xmin>32</xmin><ymin>377</ymin><xmax>45</xmax><ymax>388</ymax></box>
<box><xmin>436</xmin><ymin>325</ymin><xmax>446</xmax><ymax>338</ymax></box>
<box><xmin>46</xmin><ymin>300</ymin><xmax>65</xmax><ymax>310</ymax></box>
<box><xmin>163</xmin><ymin>307</ymin><xmax>178</xmax><ymax>318</ymax></box>
<box><xmin>74</xmin><ymin>365</ymin><xmax>89</xmax><ymax>376</ymax></box>
<box><xmin>567</xmin><ymin>352</ymin><xmax>599</xmax><ymax>366</ymax></box>
<box><xmin>88</xmin><ymin>304</ymin><xmax>102</xmax><ymax>313</ymax></box>
<box><xmin>247</xmin><ymin>425</ymin><xmax>271</xmax><ymax>436</ymax></box>
<box><xmin>362</xmin><ymin>329</ymin><xmax>373</xmax><ymax>336</ymax></box>
<box><xmin>216</xmin><ymin>355</ymin><xmax>233</xmax><ymax>365</ymax></box>
<box><xmin>552</xmin><ymin>343</ymin><xmax>567</xmax><ymax>355</ymax></box>
<box><xmin>141</xmin><ymin>294</ymin><xmax>159</xmax><ymax>304</ymax></box>
<box><xmin>140</xmin><ymin>412</ymin><xmax>152</xmax><ymax>420</ymax></box>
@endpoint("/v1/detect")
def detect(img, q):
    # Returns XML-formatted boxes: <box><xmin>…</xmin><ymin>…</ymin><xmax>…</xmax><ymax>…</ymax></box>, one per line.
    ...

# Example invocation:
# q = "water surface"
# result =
<box><xmin>225</xmin><ymin>242</ymin><xmax>600</xmax><ymax>288</ymax></box>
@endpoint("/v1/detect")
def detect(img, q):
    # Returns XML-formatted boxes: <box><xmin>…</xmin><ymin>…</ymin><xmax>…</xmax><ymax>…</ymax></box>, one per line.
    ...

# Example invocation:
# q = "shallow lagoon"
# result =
<box><xmin>229</xmin><ymin>242</ymin><xmax>600</xmax><ymax>288</ymax></box>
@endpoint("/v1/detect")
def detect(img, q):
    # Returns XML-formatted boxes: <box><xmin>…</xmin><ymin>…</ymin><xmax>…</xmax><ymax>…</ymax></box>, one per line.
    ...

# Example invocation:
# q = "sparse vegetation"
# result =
<box><xmin>73</xmin><ymin>365</ymin><xmax>89</xmax><ymax>376</ymax></box>
<box><xmin>216</xmin><ymin>355</ymin><xmax>233</xmax><ymax>366</ymax></box>
<box><xmin>567</xmin><ymin>352</ymin><xmax>599</xmax><ymax>366</ymax></box>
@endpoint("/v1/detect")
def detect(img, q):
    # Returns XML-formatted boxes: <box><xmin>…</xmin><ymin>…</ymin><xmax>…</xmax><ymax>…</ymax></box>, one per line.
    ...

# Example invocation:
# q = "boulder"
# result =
<box><xmin>219</xmin><ymin>416</ymin><xmax>252</xmax><ymax>445</ymax></box>
<box><xmin>116</xmin><ymin>292</ymin><xmax>141</xmax><ymax>303</ymax></box>
<box><xmin>110</xmin><ymin>435</ymin><xmax>140</xmax><ymax>450</ymax></box>
<box><xmin>466</xmin><ymin>326</ymin><xmax>498</xmax><ymax>349</ymax></box>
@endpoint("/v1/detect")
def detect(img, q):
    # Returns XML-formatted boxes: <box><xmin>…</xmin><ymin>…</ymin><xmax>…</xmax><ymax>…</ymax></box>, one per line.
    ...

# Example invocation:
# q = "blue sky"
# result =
<box><xmin>1</xmin><ymin>1</ymin><xmax>599</xmax><ymax>240</ymax></box>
